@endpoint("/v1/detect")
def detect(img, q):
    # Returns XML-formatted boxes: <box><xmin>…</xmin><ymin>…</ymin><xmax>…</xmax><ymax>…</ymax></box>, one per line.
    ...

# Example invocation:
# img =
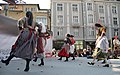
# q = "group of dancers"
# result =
<box><xmin>58</xmin><ymin>34</ymin><xmax>76</xmax><ymax>61</ymax></box>
<box><xmin>1</xmin><ymin>11</ymin><xmax>49</xmax><ymax>72</ymax></box>
<box><xmin>1</xmin><ymin>11</ymin><xmax>112</xmax><ymax>72</ymax></box>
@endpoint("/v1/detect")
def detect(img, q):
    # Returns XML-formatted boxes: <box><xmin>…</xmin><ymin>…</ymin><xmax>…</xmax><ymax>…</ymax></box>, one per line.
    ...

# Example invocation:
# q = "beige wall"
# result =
<box><xmin>0</xmin><ymin>4</ymin><xmax>51</xmax><ymax>30</ymax></box>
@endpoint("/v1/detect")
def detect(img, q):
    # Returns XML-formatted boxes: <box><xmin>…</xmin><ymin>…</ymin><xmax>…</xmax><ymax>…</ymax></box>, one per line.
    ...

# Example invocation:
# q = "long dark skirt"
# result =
<box><xmin>58</xmin><ymin>48</ymin><xmax>69</xmax><ymax>57</ymax></box>
<box><xmin>11</xmin><ymin>28</ymin><xmax>36</xmax><ymax>60</ymax></box>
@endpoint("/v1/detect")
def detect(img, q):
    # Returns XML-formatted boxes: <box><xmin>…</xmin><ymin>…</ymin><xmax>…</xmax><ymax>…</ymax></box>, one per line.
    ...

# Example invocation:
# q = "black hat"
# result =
<box><xmin>67</xmin><ymin>34</ymin><xmax>71</xmax><ymax>37</ymax></box>
<box><xmin>95</xmin><ymin>23</ymin><xmax>103</xmax><ymax>27</ymax></box>
<box><xmin>70</xmin><ymin>35</ymin><xmax>74</xmax><ymax>37</ymax></box>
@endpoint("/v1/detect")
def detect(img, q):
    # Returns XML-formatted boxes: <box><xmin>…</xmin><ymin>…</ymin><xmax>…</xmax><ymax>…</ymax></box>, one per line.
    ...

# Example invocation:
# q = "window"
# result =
<box><xmin>87</xmin><ymin>3</ymin><xmax>92</xmax><ymax>11</ymax></box>
<box><xmin>72</xmin><ymin>4</ymin><xmax>78</xmax><ymax>12</ymax></box>
<box><xmin>57</xmin><ymin>28</ymin><xmax>63</xmax><ymax>36</ymax></box>
<box><xmin>112</xmin><ymin>6</ymin><xmax>117</xmax><ymax>14</ymax></box>
<box><xmin>100</xmin><ymin>17</ymin><xmax>105</xmax><ymax>24</ymax></box>
<box><xmin>73</xmin><ymin>16</ymin><xmax>78</xmax><ymax>23</ymax></box>
<box><xmin>57</xmin><ymin>15</ymin><xmax>63</xmax><ymax>25</ymax></box>
<box><xmin>75</xmin><ymin>41</ymin><xmax>83</xmax><ymax>50</ymax></box>
<box><xmin>25</xmin><ymin>8</ymin><xmax>30</xmax><ymax>11</ymax></box>
<box><xmin>36</xmin><ymin>16</ymin><xmax>47</xmax><ymax>25</ymax></box>
<box><xmin>113</xmin><ymin>17</ymin><xmax>118</xmax><ymax>26</ymax></box>
<box><xmin>31</xmin><ymin>8</ymin><xmax>36</xmax><ymax>11</ymax></box>
<box><xmin>57</xmin><ymin>4</ymin><xmax>63</xmax><ymax>11</ymax></box>
<box><xmin>99</xmin><ymin>5</ymin><xmax>104</xmax><ymax>13</ymax></box>
<box><xmin>89</xmin><ymin>27</ymin><xmax>95</xmax><ymax>36</ymax></box>
<box><xmin>114</xmin><ymin>29</ymin><xmax>118</xmax><ymax>36</ymax></box>
<box><xmin>9</xmin><ymin>7</ymin><xmax>14</xmax><ymax>10</ymax></box>
<box><xmin>73</xmin><ymin>28</ymin><xmax>79</xmax><ymax>36</ymax></box>
<box><xmin>88</xmin><ymin>14</ymin><xmax>93</xmax><ymax>23</ymax></box>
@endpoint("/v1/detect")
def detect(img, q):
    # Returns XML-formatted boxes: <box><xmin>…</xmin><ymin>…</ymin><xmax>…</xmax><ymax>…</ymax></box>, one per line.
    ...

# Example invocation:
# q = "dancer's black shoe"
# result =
<box><xmin>103</xmin><ymin>64</ymin><xmax>109</xmax><ymax>67</ymax></box>
<box><xmin>72</xmin><ymin>58</ymin><xmax>75</xmax><ymax>60</ymax></box>
<box><xmin>64</xmin><ymin>57</ymin><xmax>68</xmax><ymax>62</ymax></box>
<box><xmin>38</xmin><ymin>59</ymin><xmax>44</xmax><ymax>66</ymax></box>
<box><xmin>24</xmin><ymin>67</ymin><xmax>29</xmax><ymax>72</ymax></box>
<box><xmin>1</xmin><ymin>60</ymin><xmax>9</xmax><ymax>66</ymax></box>
<box><xmin>88</xmin><ymin>62</ymin><xmax>95</xmax><ymax>65</ymax></box>
<box><xmin>102</xmin><ymin>60</ymin><xmax>106</xmax><ymax>64</ymax></box>
<box><xmin>38</xmin><ymin>63</ymin><xmax>44</xmax><ymax>66</ymax></box>
<box><xmin>33</xmin><ymin>57</ymin><xmax>37</xmax><ymax>62</ymax></box>
<box><xmin>58</xmin><ymin>57</ymin><xmax>62</xmax><ymax>60</ymax></box>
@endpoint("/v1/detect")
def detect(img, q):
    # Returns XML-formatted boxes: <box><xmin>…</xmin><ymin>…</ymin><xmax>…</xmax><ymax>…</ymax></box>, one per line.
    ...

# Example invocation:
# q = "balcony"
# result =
<box><xmin>71</xmin><ymin>23</ymin><xmax>80</xmax><ymax>28</ymax></box>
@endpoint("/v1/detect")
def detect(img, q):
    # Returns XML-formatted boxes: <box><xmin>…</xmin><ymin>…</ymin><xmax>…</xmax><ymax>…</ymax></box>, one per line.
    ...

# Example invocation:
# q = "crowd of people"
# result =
<box><xmin>1</xmin><ymin>11</ymin><xmax>120</xmax><ymax>72</ymax></box>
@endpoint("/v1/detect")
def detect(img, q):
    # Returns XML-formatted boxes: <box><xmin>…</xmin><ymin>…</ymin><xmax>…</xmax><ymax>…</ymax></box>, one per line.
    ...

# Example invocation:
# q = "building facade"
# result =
<box><xmin>51</xmin><ymin>0</ymin><xmax>84</xmax><ymax>50</ymax></box>
<box><xmin>0</xmin><ymin>4</ymin><xmax>51</xmax><ymax>30</ymax></box>
<box><xmin>51</xmin><ymin>0</ymin><xmax>120</xmax><ymax>50</ymax></box>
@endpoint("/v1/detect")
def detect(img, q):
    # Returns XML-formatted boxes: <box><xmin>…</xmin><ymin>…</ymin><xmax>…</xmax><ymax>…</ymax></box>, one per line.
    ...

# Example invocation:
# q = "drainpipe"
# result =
<box><xmin>81</xmin><ymin>0</ymin><xmax>85</xmax><ymax>49</ymax></box>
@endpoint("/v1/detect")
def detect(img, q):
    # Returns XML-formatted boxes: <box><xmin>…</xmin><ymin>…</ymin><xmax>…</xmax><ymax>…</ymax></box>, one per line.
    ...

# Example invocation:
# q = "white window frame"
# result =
<box><xmin>36</xmin><ymin>16</ymin><xmax>47</xmax><ymax>25</ymax></box>
<box><xmin>114</xmin><ymin>29</ymin><xmax>118</xmax><ymax>36</ymax></box>
<box><xmin>57</xmin><ymin>15</ymin><xmax>63</xmax><ymax>25</ymax></box>
<box><xmin>73</xmin><ymin>16</ymin><xmax>78</xmax><ymax>24</ymax></box>
<box><xmin>99</xmin><ymin>5</ymin><xmax>104</xmax><ymax>13</ymax></box>
<box><xmin>87</xmin><ymin>3</ymin><xmax>92</xmax><ymax>11</ymax></box>
<box><xmin>57</xmin><ymin>27</ymin><xmax>63</xmax><ymax>36</ymax></box>
<box><xmin>113</xmin><ymin>17</ymin><xmax>118</xmax><ymax>26</ymax></box>
<box><xmin>57</xmin><ymin>3</ymin><xmax>63</xmax><ymax>11</ymax></box>
<box><xmin>112</xmin><ymin>6</ymin><xmax>117</xmax><ymax>14</ymax></box>
<box><xmin>89</xmin><ymin>27</ymin><xmax>95</xmax><ymax>36</ymax></box>
<box><xmin>88</xmin><ymin>14</ymin><xmax>93</xmax><ymax>23</ymax></box>
<box><xmin>25</xmin><ymin>8</ymin><xmax>30</xmax><ymax>11</ymax></box>
<box><xmin>31</xmin><ymin>8</ymin><xmax>36</xmax><ymax>11</ymax></box>
<box><xmin>73</xmin><ymin>28</ymin><xmax>79</xmax><ymax>36</ymax></box>
<box><xmin>72</xmin><ymin>4</ymin><xmax>78</xmax><ymax>12</ymax></box>
<box><xmin>100</xmin><ymin>17</ymin><xmax>105</xmax><ymax>24</ymax></box>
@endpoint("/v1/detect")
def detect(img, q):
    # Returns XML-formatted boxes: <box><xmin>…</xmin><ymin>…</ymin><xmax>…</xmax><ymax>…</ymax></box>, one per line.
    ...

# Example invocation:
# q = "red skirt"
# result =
<box><xmin>58</xmin><ymin>48</ymin><xmax>69</xmax><ymax>57</ymax></box>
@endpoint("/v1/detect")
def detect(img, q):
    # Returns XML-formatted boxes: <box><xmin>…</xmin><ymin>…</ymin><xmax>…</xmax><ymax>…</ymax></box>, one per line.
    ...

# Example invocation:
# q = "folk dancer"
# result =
<box><xmin>69</xmin><ymin>35</ymin><xmax>76</xmax><ymax>60</ymax></box>
<box><xmin>113</xmin><ymin>36</ymin><xmax>120</xmax><ymax>58</ymax></box>
<box><xmin>33</xmin><ymin>22</ymin><xmax>47</xmax><ymax>66</ymax></box>
<box><xmin>88</xmin><ymin>24</ymin><xmax>110</xmax><ymax>67</ymax></box>
<box><xmin>1</xmin><ymin>11</ymin><xmax>37</xmax><ymax>72</ymax></box>
<box><xmin>58</xmin><ymin>34</ymin><xmax>71</xmax><ymax>62</ymax></box>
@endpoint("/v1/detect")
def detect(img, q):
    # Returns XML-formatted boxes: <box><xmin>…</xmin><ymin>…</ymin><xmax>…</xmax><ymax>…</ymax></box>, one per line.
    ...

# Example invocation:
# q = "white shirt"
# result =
<box><xmin>113</xmin><ymin>39</ymin><xmax>120</xmax><ymax>45</ymax></box>
<box><xmin>96</xmin><ymin>36</ymin><xmax>109</xmax><ymax>53</ymax></box>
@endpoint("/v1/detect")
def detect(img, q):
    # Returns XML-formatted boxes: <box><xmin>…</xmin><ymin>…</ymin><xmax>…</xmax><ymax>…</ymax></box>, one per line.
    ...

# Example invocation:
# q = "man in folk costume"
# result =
<box><xmin>1</xmin><ymin>11</ymin><xmax>37</xmax><ymax>72</ymax></box>
<box><xmin>113</xmin><ymin>36</ymin><xmax>120</xmax><ymax>58</ymax></box>
<box><xmin>88</xmin><ymin>23</ymin><xmax>110</xmax><ymax>67</ymax></box>
<box><xmin>33</xmin><ymin>22</ymin><xmax>47</xmax><ymax>66</ymax></box>
<box><xmin>69</xmin><ymin>35</ymin><xmax>76</xmax><ymax>60</ymax></box>
<box><xmin>58</xmin><ymin>34</ymin><xmax>71</xmax><ymax>62</ymax></box>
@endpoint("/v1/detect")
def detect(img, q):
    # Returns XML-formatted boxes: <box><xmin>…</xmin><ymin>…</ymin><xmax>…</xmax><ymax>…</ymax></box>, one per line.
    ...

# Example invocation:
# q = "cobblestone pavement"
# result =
<box><xmin>0</xmin><ymin>57</ymin><xmax>120</xmax><ymax>75</ymax></box>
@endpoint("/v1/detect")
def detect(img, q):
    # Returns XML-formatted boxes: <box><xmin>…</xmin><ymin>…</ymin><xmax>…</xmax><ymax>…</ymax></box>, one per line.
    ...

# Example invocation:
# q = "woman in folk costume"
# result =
<box><xmin>33</xmin><ymin>22</ymin><xmax>47</xmax><ymax>66</ymax></box>
<box><xmin>1</xmin><ymin>11</ymin><xmax>37</xmax><ymax>72</ymax></box>
<box><xmin>88</xmin><ymin>23</ymin><xmax>110</xmax><ymax>67</ymax></box>
<box><xmin>58</xmin><ymin>34</ymin><xmax>72</xmax><ymax>62</ymax></box>
<box><xmin>69</xmin><ymin>35</ymin><xmax>76</xmax><ymax>60</ymax></box>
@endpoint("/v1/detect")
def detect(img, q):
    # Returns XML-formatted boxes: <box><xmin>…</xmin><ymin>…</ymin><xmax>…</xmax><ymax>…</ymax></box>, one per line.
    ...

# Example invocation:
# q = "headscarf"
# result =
<box><xmin>38</xmin><ymin>22</ymin><xmax>46</xmax><ymax>33</ymax></box>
